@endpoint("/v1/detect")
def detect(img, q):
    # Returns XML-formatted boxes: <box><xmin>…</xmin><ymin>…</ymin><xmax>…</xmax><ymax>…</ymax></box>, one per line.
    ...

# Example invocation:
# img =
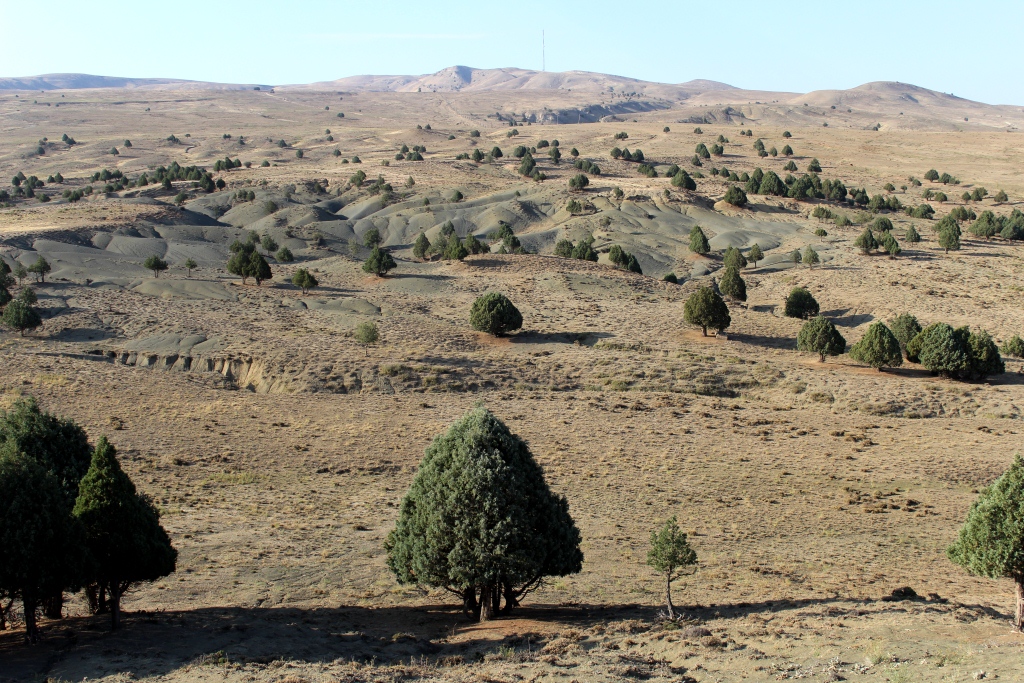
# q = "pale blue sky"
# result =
<box><xmin>1</xmin><ymin>0</ymin><xmax>1021</xmax><ymax>104</ymax></box>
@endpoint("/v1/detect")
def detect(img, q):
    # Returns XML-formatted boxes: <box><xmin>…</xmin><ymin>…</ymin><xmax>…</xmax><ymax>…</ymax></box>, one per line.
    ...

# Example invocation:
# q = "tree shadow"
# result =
<box><xmin>509</xmin><ymin>331</ymin><xmax>614</xmax><ymax>346</ymax></box>
<box><xmin>820</xmin><ymin>308</ymin><xmax>875</xmax><ymax>328</ymax></box>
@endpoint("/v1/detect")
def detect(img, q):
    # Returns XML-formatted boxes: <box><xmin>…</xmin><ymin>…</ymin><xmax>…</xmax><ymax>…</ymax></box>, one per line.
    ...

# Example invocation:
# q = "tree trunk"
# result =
<box><xmin>42</xmin><ymin>592</ymin><xmax>63</xmax><ymax>620</ymax></box>
<box><xmin>701</xmin><ymin>326</ymin><xmax>707</xmax><ymax>337</ymax></box>
<box><xmin>23</xmin><ymin>594</ymin><xmax>38</xmax><ymax>644</ymax></box>
<box><xmin>478</xmin><ymin>583</ymin><xmax>497</xmax><ymax>622</ymax></box>
<box><xmin>109</xmin><ymin>582</ymin><xmax>122</xmax><ymax>631</ymax></box>
<box><xmin>665</xmin><ymin>573</ymin><xmax>675</xmax><ymax>620</ymax></box>
<box><xmin>462</xmin><ymin>588</ymin><xmax>479</xmax><ymax>620</ymax></box>
<box><xmin>1016</xmin><ymin>577</ymin><xmax>1024</xmax><ymax>633</ymax></box>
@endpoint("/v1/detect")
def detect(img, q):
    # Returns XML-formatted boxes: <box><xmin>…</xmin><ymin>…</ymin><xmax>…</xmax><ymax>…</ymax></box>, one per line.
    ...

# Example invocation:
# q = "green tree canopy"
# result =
<box><xmin>27</xmin><ymin>256</ymin><xmax>51</xmax><ymax>283</ymax></box>
<box><xmin>73</xmin><ymin>437</ymin><xmax>176</xmax><ymax>630</ymax></box>
<box><xmin>413</xmin><ymin>233</ymin><xmax>431</xmax><ymax>260</ymax></box>
<box><xmin>1001</xmin><ymin>335</ymin><xmax>1024</xmax><ymax>359</ymax></box>
<box><xmin>647</xmin><ymin>516</ymin><xmax>697</xmax><ymax>620</ymax></box>
<box><xmin>849</xmin><ymin>321</ymin><xmax>903</xmax><ymax>370</ymax></box>
<box><xmin>797</xmin><ymin>316</ymin><xmax>846</xmax><ymax>362</ymax></box>
<box><xmin>143</xmin><ymin>255</ymin><xmax>168</xmax><ymax>278</ymax></box>
<box><xmin>719</xmin><ymin>265</ymin><xmax>746</xmax><ymax>301</ymax></box>
<box><xmin>683</xmin><ymin>286</ymin><xmax>730</xmax><ymax>336</ymax></box>
<box><xmin>2</xmin><ymin>299</ymin><xmax>41</xmax><ymax>336</ymax></box>
<box><xmin>948</xmin><ymin>454</ymin><xmax>1024</xmax><ymax>631</ymax></box>
<box><xmin>802</xmin><ymin>245</ymin><xmax>820</xmax><ymax>267</ymax></box>
<box><xmin>905</xmin><ymin>225</ymin><xmax>921</xmax><ymax>243</ymax></box>
<box><xmin>748</xmin><ymin>243</ymin><xmax>763</xmax><ymax>266</ymax></box>
<box><xmin>689</xmin><ymin>225</ymin><xmax>710</xmax><ymax>255</ymax></box>
<box><xmin>853</xmin><ymin>228</ymin><xmax>878</xmax><ymax>254</ymax></box>
<box><xmin>470</xmin><ymin>293</ymin><xmax>523</xmax><ymax>336</ymax></box>
<box><xmin>672</xmin><ymin>170</ymin><xmax>697</xmax><ymax>190</ymax></box>
<box><xmin>183</xmin><ymin>258</ymin><xmax>198</xmax><ymax>277</ymax></box>
<box><xmin>723</xmin><ymin>246</ymin><xmax>747</xmax><ymax>270</ymax></box>
<box><xmin>385</xmin><ymin>407</ymin><xmax>582</xmax><ymax>621</ymax></box>
<box><xmin>291</xmin><ymin>268</ymin><xmax>319</xmax><ymax>294</ymax></box>
<box><xmin>363</xmin><ymin>246</ymin><xmax>396</xmax><ymax>277</ymax></box>
<box><xmin>784</xmin><ymin>287</ymin><xmax>819</xmax><ymax>319</ymax></box>
<box><xmin>723</xmin><ymin>185</ymin><xmax>747</xmax><ymax>207</ymax></box>
<box><xmin>0</xmin><ymin>445</ymin><xmax>85</xmax><ymax>642</ymax></box>
<box><xmin>889</xmin><ymin>313</ymin><xmax>922</xmax><ymax>358</ymax></box>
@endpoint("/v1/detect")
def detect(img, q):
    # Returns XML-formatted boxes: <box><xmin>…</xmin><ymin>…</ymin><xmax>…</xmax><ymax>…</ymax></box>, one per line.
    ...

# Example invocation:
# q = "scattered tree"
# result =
<box><xmin>2</xmin><ymin>299</ymin><xmax>42</xmax><ymax>335</ymax></box>
<box><xmin>291</xmin><ymin>268</ymin><xmax>319</xmax><ymax>295</ymax></box>
<box><xmin>849</xmin><ymin>321</ymin><xmax>903</xmax><ymax>371</ymax></box>
<box><xmin>797</xmin><ymin>316</ymin><xmax>846</xmax><ymax>362</ymax></box>
<box><xmin>948</xmin><ymin>454</ymin><xmax>1024</xmax><ymax>631</ymax></box>
<box><xmin>723</xmin><ymin>185</ymin><xmax>747</xmax><ymax>207</ymax></box>
<box><xmin>689</xmin><ymin>225</ymin><xmax>710</xmax><ymax>255</ymax></box>
<box><xmin>853</xmin><ymin>228</ymin><xmax>878</xmax><ymax>254</ymax></box>
<box><xmin>784</xmin><ymin>287</ymin><xmax>819</xmax><ymax>319</ymax></box>
<box><xmin>27</xmin><ymin>256</ymin><xmax>51</xmax><ymax>283</ymax></box>
<box><xmin>385</xmin><ymin>407</ymin><xmax>582</xmax><ymax>621</ymax></box>
<box><xmin>143</xmin><ymin>255</ymin><xmax>168</xmax><ymax>278</ymax></box>
<box><xmin>1001</xmin><ymin>335</ymin><xmax>1024</xmax><ymax>359</ymax></box>
<box><xmin>363</xmin><ymin>227</ymin><xmax>382</xmax><ymax>248</ymax></box>
<box><xmin>803</xmin><ymin>245</ymin><xmax>820</xmax><ymax>268</ymax></box>
<box><xmin>363</xmin><ymin>246</ymin><xmax>396</xmax><ymax>277</ymax></box>
<box><xmin>183</xmin><ymin>258</ymin><xmax>197</xmax><ymax>277</ymax></box>
<box><xmin>683</xmin><ymin>286</ymin><xmax>730</xmax><ymax>336</ymax></box>
<box><xmin>470</xmin><ymin>293</ymin><xmax>523</xmax><ymax>336</ymax></box>
<box><xmin>353</xmin><ymin>321</ymin><xmax>379</xmax><ymax>355</ymax></box>
<box><xmin>646</xmin><ymin>517</ymin><xmax>697</xmax><ymax>620</ymax></box>
<box><xmin>413</xmin><ymin>233</ymin><xmax>431</xmax><ymax>260</ymax></box>
<box><xmin>748</xmin><ymin>243</ymin><xmax>763</xmax><ymax>267</ymax></box>
<box><xmin>276</xmin><ymin>247</ymin><xmax>294</xmax><ymax>262</ymax></box>
<box><xmin>719</xmin><ymin>265</ymin><xmax>746</xmax><ymax>301</ymax></box>
<box><xmin>73</xmin><ymin>438</ymin><xmax>176</xmax><ymax>630</ymax></box>
<box><xmin>889</xmin><ymin>313</ymin><xmax>923</xmax><ymax>359</ymax></box>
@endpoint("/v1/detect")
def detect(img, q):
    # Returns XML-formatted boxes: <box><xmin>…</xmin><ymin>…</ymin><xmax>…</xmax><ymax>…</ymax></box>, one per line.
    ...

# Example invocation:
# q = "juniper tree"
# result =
<box><xmin>719</xmin><ymin>265</ymin><xmax>746</xmax><ymax>301</ymax></box>
<box><xmin>248</xmin><ymin>251</ymin><xmax>272</xmax><ymax>285</ymax></box>
<box><xmin>554</xmin><ymin>239</ymin><xmax>574</xmax><ymax>258</ymax></box>
<box><xmin>470</xmin><ymin>293</ymin><xmax>522</xmax><ymax>336</ymax></box>
<box><xmin>2</xmin><ymin>299</ymin><xmax>41</xmax><ymax>336</ymax></box>
<box><xmin>784</xmin><ymin>287</ymin><xmax>819</xmax><ymax>319</ymax></box>
<box><xmin>413</xmin><ymin>233</ymin><xmax>431</xmax><ymax>260</ymax></box>
<box><xmin>363</xmin><ymin>246</ymin><xmax>396</xmax><ymax>277</ymax></box>
<box><xmin>853</xmin><ymin>228</ymin><xmax>878</xmax><ymax>254</ymax></box>
<box><xmin>683</xmin><ymin>286</ymin><xmax>730</xmax><ymax>336</ymax></box>
<box><xmin>73</xmin><ymin>438</ymin><xmax>176</xmax><ymax>630</ymax></box>
<box><xmin>385</xmin><ymin>407</ymin><xmax>582</xmax><ymax>621</ymax></box>
<box><xmin>883</xmin><ymin>232</ymin><xmax>901</xmax><ymax>258</ymax></box>
<box><xmin>889</xmin><ymin>313</ymin><xmax>922</xmax><ymax>359</ymax></box>
<box><xmin>723</xmin><ymin>246</ymin><xmax>747</xmax><ymax>270</ymax></box>
<box><xmin>182</xmin><ymin>258</ymin><xmax>197</xmax><ymax>277</ymax></box>
<box><xmin>758</xmin><ymin>171</ymin><xmax>786</xmax><ymax>196</ymax></box>
<box><xmin>647</xmin><ymin>516</ymin><xmax>697</xmax><ymax>620</ymax></box>
<box><xmin>276</xmin><ymin>247</ymin><xmax>294</xmax><ymax>262</ymax></box>
<box><xmin>663</xmin><ymin>273</ymin><xmax>678</xmax><ymax>283</ymax></box>
<box><xmin>948</xmin><ymin>454</ymin><xmax>1024</xmax><ymax>631</ymax></box>
<box><xmin>353</xmin><ymin>321</ymin><xmax>379</xmax><ymax>355</ymax></box>
<box><xmin>905</xmin><ymin>225</ymin><xmax>921</xmax><ymax>243</ymax></box>
<box><xmin>1002</xmin><ymin>335</ymin><xmax>1024</xmax><ymax>359</ymax></box>
<box><xmin>803</xmin><ymin>245</ymin><xmax>820</xmax><ymax>268</ymax></box>
<box><xmin>261</xmin><ymin>235</ymin><xmax>279</xmax><ymax>255</ymax></box>
<box><xmin>939</xmin><ymin>224</ymin><xmax>960</xmax><ymax>253</ymax></box>
<box><xmin>672</xmin><ymin>171</ymin><xmax>696</xmax><ymax>191</ymax></box>
<box><xmin>791</xmin><ymin>249</ymin><xmax>802</xmax><ymax>264</ymax></box>
<box><xmin>797</xmin><ymin>316</ymin><xmax>846</xmax><ymax>362</ymax></box>
<box><xmin>291</xmin><ymin>268</ymin><xmax>319</xmax><ymax>295</ymax></box>
<box><xmin>0</xmin><ymin>445</ymin><xmax>84</xmax><ymax>642</ymax></box>
<box><xmin>689</xmin><ymin>225</ymin><xmax>710</xmax><ymax>255</ymax></box>
<box><xmin>27</xmin><ymin>256</ymin><xmax>51</xmax><ymax>283</ymax></box>
<box><xmin>143</xmin><ymin>255</ymin><xmax>168</xmax><ymax>278</ymax></box>
<box><xmin>363</xmin><ymin>228</ymin><xmax>382</xmax><ymax>248</ymax></box>
<box><xmin>464</xmin><ymin>234</ymin><xmax>485</xmax><ymax>255</ymax></box>
<box><xmin>913</xmin><ymin>323</ymin><xmax>971</xmax><ymax>378</ymax></box>
<box><xmin>723</xmin><ymin>185</ymin><xmax>747</xmax><ymax>207</ymax></box>
<box><xmin>748</xmin><ymin>243</ymin><xmax>763</xmax><ymax>267</ymax></box>
<box><xmin>849</xmin><ymin>321</ymin><xmax>903</xmax><ymax>371</ymax></box>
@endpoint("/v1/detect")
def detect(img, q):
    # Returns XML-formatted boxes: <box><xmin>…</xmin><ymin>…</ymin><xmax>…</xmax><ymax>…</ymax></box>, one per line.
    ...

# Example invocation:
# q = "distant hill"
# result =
<box><xmin>0</xmin><ymin>73</ymin><xmax>267</xmax><ymax>91</ymax></box>
<box><xmin>2</xmin><ymin>67</ymin><xmax>1020</xmax><ymax>131</ymax></box>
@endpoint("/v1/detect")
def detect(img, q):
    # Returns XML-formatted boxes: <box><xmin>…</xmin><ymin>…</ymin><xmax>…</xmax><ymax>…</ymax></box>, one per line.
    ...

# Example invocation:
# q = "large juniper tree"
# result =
<box><xmin>73</xmin><ymin>438</ymin><xmax>177</xmax><ymax>630</ymax></box>
<box><xmin>684</xmin><ymin>286</ymin><xmax>730</xmax><ymax>336</ymax></box>
<box><xmin>797</xmin><ymin>316</ymin><xmax>846</xmax><ymax>362</ymax></box>
<box><xmin>385</xmin><ymin>407</ymin><xmax>583</xmax><ymax>621</ymax></box>
<box><xmin>849</xmin><ymin>321</ymin><xmax>903</xmax><ymax>371</ymax></box>
<box><xmin>948</xmin><ymin>454</ymin><xmax>1024</xmax><ymax>631</ymax></box>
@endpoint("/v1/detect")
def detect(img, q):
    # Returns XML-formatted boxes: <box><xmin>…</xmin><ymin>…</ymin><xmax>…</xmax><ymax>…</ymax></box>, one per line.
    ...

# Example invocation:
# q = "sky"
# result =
<box><xmin>1</xmin><ymin>0</ymin><xmax>1022</xmax><ymax>105</ymax></box>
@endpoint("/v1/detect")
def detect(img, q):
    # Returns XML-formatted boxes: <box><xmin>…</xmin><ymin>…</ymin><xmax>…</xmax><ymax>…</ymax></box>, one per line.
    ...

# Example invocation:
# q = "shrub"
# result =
<box><xmin>352</xmin><ymin>321</ymin><xmax>379</xmax><ymax>354</ymax></box>
<box><xmin>849</xmin><ymin>321</ymin><xmax>903</xmax><ymax>370</ymax></box>
<box><xmin>873</xmin><ymin>217</ymin><xmax>893</xmax><ymax>232</ymax></box>
<box><xmin>807</xmin><ymin>158</ymin><xmax>821</xmax><ymax>172</ymax></box>
<box><xmin>784</xmin><ymin>287</ymin><xmax>819</xmax><ymax>319</ymax></box>
<box><xmin>450</xmin><ymin>190</ymin><xmax>464</xmax><ymax>203</ymax></box>
<box><xmin>723</xmin><ymin>246</ymin><xmax>747</xmax><ymax>270</ymax></box>
<box><xmin>1001</xmin><ymin>335</ymin><xmax>1024</xmax><ymax>358</ymax></box>
<box><xmin>882</xmin><ymin>232</ymin><xmax>901</xmax><ymax>257</ymax></box>
<box><xmin>948</xmin><ymin>455</ymin><xmax>1024</xmax><ymax>631</ymax></box>
<box><xmin>758</xmin><ymin>170</ymin><xmax>787</xmax><ymax>196</ymax></box>
<box><xmin>924</xmin><ymin>169</ymin><xmax>940</xmax><ymax>182</ymax></box>
<box><xmin>905</xmin><ymin>225</ymin><xmax>921</xmax><ymax>243</ymax></box>
<box><xmin>275</xmin><ymin>247</ymin><xmax>294</xmax><ymax>262</ymax></box>
<box><xmin>470</xmin><ymin>293</ymin><xmax>523</xmax><ymax>336</ymax></box>
<box><xmin>723</xmin><ymin>185</ymin><xmax>747</xmax><ymax>207</ymax></box>
<box><xmin>719</xmin><ymin>265</ymin><xmax>746</xmax><ymax>301</ymax></box>
<box><xmin>797</xmin><ymin>316</ymin><xmax>846</xmax><ymax>362</ymax></box>
<box><xmin>554</xmin><ymin>239</ymin><xmax>574</xmax><ymax>258</ymax></box>
<box><xmin>1</xmin><ymin>299</ymin><xmax>41</xmax><ymax>335</ymax></box>
<box><xmin>385</xmin><ymin>407</ymin><xmax>581</xmax><ymax>621</ymax></box>
<box><xmin>781</xmin><ymin>144</ymin><xmax>793</xmax><ymax>156</ymax></box>
<box><xmin>663</xmin><ymin>272</ymin><xmax>677</xmax><ymax>283</ymax></box>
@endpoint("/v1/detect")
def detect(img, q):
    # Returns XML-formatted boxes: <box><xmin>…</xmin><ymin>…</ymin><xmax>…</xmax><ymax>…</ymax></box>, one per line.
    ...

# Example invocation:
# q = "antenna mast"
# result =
<box><xmin>542</xmin><ymin>31</ymin><xmax>545</xmax><ymax>72</ymax></box>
